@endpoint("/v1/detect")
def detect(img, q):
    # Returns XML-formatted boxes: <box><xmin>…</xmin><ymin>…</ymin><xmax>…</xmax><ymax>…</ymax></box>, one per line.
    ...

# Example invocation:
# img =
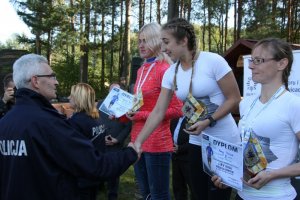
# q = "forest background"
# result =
<box><xmin>0</xmin><ymin>0</ymin><xmax>299</xmax><ymax>99</ymax></box>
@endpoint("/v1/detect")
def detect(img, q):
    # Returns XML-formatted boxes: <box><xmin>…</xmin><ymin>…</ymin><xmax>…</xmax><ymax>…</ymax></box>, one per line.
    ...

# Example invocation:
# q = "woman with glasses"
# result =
<box><xmin>213</xmin><ymin>38</ymin><xmax>300</xmax><ymax>200</ymax></box>
<box><xmin>133</xmin><ymin>18</ymin><xmax>240</xmax><ymax>200</ymax></box>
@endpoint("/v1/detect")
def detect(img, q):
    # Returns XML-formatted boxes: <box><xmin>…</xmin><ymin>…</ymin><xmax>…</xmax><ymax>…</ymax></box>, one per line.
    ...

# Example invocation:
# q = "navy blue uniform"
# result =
<box><xmin>0</xmin><ymin>88</ymin><xmax>137</xmax><ymax>200</ymax></box>
<box><xmin>68</xmin><ymin>112</ymin><xmax>106</xmax><ymax>153</ymax></box>
<box><xmin>68</xmin><ymin>111</ymin><xmax>107</xmax><ymax>200</ymax></box>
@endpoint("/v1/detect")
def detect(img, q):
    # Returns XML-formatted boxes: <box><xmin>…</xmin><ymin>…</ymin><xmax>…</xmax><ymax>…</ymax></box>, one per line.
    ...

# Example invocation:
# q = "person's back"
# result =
<box><xmin>0</xmin><ymin>54</ymin><xmax>138</xmax><ymax>200</ymax></box>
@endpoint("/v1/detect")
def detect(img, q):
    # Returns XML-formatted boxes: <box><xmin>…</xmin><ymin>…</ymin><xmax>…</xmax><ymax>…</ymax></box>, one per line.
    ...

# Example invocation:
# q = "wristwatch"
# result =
<box><xmin>208</xmin><ymin>116</ymin><xmax>217</xmax><ymax>127</ymax></box>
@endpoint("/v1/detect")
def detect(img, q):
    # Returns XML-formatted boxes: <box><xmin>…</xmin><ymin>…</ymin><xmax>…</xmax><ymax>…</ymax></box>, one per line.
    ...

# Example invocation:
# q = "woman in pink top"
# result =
<box><xmin>127</xmin><ymin>22</ymin><xmax>182</xmax><ymax>200</ymax></box>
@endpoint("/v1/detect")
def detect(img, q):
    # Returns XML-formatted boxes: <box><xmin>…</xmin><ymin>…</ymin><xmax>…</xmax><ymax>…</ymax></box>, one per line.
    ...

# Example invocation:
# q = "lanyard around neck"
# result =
<box><xmin>136</xmin><ymin>62</ymin><xmax>156</xmax><ymax>95</ymax></box>
<box><xmin>241</xmin><ymin>85</ymin><xmax>285</xmax><ymax>147</ymax></box>
<box><xmin>241</xmin><ymin>85</ymin><xmax>285</xmax><ymax>135</ymax></box>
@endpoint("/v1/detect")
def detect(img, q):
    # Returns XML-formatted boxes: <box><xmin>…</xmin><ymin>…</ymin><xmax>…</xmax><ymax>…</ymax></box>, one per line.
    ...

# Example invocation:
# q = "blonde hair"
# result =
<box><xmin>139</xmin><ymin>22</ymin><xmax>172</xmax><ymax>64</ymax></box>
<box><xmin>70</xmin><ymin>83</ymin><xmax>99</xmax><ymax>119</ymax></box>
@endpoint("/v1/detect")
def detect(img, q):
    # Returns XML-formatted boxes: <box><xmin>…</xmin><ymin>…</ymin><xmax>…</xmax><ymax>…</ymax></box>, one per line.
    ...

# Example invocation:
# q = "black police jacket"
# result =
<box><xmin>0</xmin><ymin>88</ymin><xmax>137</xmax><ymax>200</ymax></box>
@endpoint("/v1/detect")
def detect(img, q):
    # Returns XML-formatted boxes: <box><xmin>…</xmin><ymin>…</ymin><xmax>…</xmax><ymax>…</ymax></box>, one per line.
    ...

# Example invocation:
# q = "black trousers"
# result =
<box><xmin>188</xmin><ymin>144</ymin><xmax>232</xmax><ymax>200</ymax></box>
<box><xmin>172</xmin><ymin>157</ymin><xmax>192</xmax><ymax>200</ymax></box>
<box><xmin>106</xmin><ymin>177</ymin><xmax>120</xmax><ymax>200</ymax></box>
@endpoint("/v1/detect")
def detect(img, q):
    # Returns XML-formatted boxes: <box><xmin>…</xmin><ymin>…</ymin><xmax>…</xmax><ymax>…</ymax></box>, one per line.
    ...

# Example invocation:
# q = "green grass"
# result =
<box><xmin>96</xmin><ymin>165</ymin><xmax>237</xmax><ymax>200</ymax></box>
<box><xmin>97</xmin><ymin>166</ymin><xmax>137</xmax><ymax>200</ymax></box>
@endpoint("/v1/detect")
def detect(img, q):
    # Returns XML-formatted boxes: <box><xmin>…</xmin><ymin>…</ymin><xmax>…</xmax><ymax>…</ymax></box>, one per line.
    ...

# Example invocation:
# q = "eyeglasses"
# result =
<box><xmin>248</xmin><ymin>57</ymin><xmax>276</xmax><ymax>65</ymax></box>
<box><xmin>35</xmin><ymin>73</ymin><xmax>57</xmax><ymax>80</ymax></box>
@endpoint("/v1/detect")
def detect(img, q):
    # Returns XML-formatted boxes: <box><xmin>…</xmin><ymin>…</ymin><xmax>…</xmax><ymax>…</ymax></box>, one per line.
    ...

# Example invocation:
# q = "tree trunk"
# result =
<box><xmin>180</xmin><ymin>0</ymin><xmax>184</xmax><ymax>18</ymax></box>
<box><xmin>224</xmin><ymin>0</ymin><xmax>229</xmax><ymax>51</ymax></box>
<box><xmin>202</xmin><ymin>5</ymin><xmax>206</xmax><ymax>50</ymax></box>
<box><xmin>287</xmin><ymin>0</ymin><xmax>292</xmax><ymax>42</ymax></box>
<box><xmin>207</xmin><ymin>1</ymin><xmax>212</xmax><ymax>51</ymax></box>
<box><xmin>237</xmin><ymin>0</ymin><xmax>242</xmax><ymax>40</ymax></box>
<box><xmin>150</xmin><ymin>0</ymin><xmax>153</xmax><ymax>22</ymax></box>
<box><xmin>139</xmin><ymin>0</ymin><xmax>145</xmax><ymax>29</ymax></box>
<box><xmin>233</xmin><ymin>0</ymin><xmax>237</xmax><ymax>41</ymax></box>
<box><xmin>119</xmin><ymin>0</ymin><xmax>124</xmax><ymax>77</ymax></box>
<box><xmin>35</xmin><ymin>33</ymin><xmax>42</xmax><ymax>55</ymax></box>
<box><xmin>70</xmin><ymin>0</ymin><xmax>75</xmax><ymax>66</ymax></box>
<box><xmin>110</xmin><ymin>0</ymin><xmax>115</xmax><ymax>82</ymax></box>
<box><xmin>101</xmin><ymin>13</ymin><xmax>105</xmax><ymax>92</ymax></box>
<box><xmin>156</xmin><ymin>0</ymin><xmax>161</xmax><ymax>24</ymax></box>
<box><xmin>121</xmin><ymin>0</ymin><xmax>131</xmax><ymax>79</ymax></box>
<box><xmin>168</xmin><ymin>0</ymin><xmax>179</xmax><ymax>21</ymax></box>
<box><xmin>46</xmin><ymin>30</ymin><xmax>52</xmax><ymax>65</ymax></box>
<box><xmin>187</xmin><ymin>0</ymin><xmax>191</xmax><ymax>21</ymax></box>
<box><xmin>79</xmin><ymin>0</ymin><xmax>90</xmax><ymax>83</ymax></box>
<box><xmin>271</xmin><ymin>0</ymin><xmax>277</xmax><ymax>24</ymax></box>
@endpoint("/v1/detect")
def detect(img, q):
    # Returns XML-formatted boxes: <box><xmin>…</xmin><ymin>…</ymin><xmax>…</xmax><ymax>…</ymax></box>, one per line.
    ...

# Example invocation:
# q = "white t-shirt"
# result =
<box><xmin>238</xmin><ymin>91</ymin><xmax>300</xmax><ymax>200</ymax></box>
<box><xmin>162</xmin><ymin>51</ymin><xmax>240</xmax><ymax>145</ymax></box>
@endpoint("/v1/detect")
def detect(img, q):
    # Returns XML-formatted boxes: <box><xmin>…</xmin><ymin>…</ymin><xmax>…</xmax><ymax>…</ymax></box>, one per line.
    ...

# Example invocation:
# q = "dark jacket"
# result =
<box><xmin>68</xmin><ymin>112</ymin><xmax>106</xmax><ymax>153</ymax></box>
<box><xmin>0</xmin><ymin>98</ymin><xmax>14</xmax><ymax>119</ymax></box>
<box><xmin>0</xmin><ymin>88</ymin><xmax>137</xmax><ymax>200</ymax></box>
<box><xmin>170</xmin><ymin>117</ymin><xmax>190</xmax><ymax>161</ymax></box>
<box><xmin>97</xmin><ymin>100</ymin><xmax>131</xmax><ymax>152</ymax></box>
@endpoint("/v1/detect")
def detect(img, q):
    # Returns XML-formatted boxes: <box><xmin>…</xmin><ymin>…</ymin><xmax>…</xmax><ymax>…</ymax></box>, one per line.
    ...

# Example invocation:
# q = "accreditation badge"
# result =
<box><xmin>131</xmin><ymin>91</ymin><xmax>144</xmax><ymax>112</ymax></box>
<box><xmin>182</xmin><ymin>93</ymin><xmax>208</xmax><ymax>128</ymax></box>
<box><xmin>243</xmin><ymin>129</ymin><xmax>267</xmax><ymax>181</ymax></box>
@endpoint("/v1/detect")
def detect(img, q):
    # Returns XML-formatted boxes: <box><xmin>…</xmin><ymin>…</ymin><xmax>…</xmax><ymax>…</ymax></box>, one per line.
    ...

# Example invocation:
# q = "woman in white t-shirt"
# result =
<box><xmin>213</xmin><ymin>38</ymin><xmax>300</xmax><ymax>200</ymax></box>
<box><xmin>134</xmin><ymin>18</ymin><xmax>241</xmax><ymax>200</ymax></box>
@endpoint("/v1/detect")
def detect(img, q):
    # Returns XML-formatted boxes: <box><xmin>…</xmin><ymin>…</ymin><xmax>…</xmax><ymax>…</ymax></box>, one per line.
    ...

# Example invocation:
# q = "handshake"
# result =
<box><xmin>128</xmin><ymin>141</ymin><xmax>142</xmax><ymax>159</ymax></box>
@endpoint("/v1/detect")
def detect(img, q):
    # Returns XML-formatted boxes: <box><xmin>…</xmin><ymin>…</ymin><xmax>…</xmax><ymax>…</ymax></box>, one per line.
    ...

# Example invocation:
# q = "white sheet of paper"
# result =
<box><xmin>99</xmin><ymin>87</ymin><xmax>135</xmax><ymax>118</ymax></box>
<box><xmin>201</xmin><ymin>133</ymin><xmax>243</xmax><ymax>191</ymax></box>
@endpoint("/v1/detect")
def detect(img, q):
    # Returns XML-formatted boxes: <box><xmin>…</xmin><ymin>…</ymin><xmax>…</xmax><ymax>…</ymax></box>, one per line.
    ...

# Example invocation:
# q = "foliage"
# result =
<box><xmin>3</xmin><ymin>0</ymin><xmax>300</xmax><ymax>99</ymax></box>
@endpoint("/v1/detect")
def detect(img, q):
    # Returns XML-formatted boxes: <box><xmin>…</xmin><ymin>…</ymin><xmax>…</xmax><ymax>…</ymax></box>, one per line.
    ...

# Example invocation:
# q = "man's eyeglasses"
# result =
<box><xmin>35</xmin><ymin>73</ymin><xmax>57</xmax><ymax>80</ymax></box>
<box><xmin>248</xmin><ymin>58</ymin><xmax>276</xmax><ymax>65</ymax></box>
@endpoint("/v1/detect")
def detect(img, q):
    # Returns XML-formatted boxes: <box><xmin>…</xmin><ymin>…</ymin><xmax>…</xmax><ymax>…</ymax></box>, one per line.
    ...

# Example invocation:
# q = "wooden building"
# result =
<box><xmin>223</xmin><ymin>39</ymin><xmax>300</xmax><ymax>96</ymax></box>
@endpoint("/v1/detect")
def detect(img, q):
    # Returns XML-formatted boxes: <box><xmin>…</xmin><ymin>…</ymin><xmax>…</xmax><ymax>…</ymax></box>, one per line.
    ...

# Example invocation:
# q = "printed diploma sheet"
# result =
<box><xmin>201</xmin><ymin>133</ymin><xmax>243</xmax><ymax>191</ymax></box>
<box><xmin>99</xmin><ymin>87</ymin><xmax>135</xmax><ymax>118</ymax></box>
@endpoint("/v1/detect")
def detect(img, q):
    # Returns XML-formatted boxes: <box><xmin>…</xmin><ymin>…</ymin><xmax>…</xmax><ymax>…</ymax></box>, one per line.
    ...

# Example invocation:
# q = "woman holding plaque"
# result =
<box><xmin>213</xmin><ymin>38</ymin><xmax>300</xmax><ymax>200</ymax></box>
<box><xmin>133</xmin><ymin>18</ymin><xmax>241</xmax><ymax>200</ymax></box>
<box><xmin>127</xmin><ymin>22</ymin><xmax>183</xmax><ymax>200</ymax></box>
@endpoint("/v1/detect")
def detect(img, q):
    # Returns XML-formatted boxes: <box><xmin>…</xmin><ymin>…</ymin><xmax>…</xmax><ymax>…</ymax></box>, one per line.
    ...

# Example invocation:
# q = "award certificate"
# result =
<box><xmin>99</xmin><ymin>87</ymin><xmax>135</xmax><ymax>118</ymax></box>
<box><xmin>201</xmin><ymin>134</ymin><xmax>243</xmax><ymax>191</ymax></box>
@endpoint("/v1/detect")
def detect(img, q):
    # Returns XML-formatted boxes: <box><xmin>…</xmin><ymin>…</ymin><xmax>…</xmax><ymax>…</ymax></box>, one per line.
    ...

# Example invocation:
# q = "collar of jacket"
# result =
<box><xmin>15</xmin><ymin>88</ymin><xmax>57</xmax><ymax>112</ymax></box>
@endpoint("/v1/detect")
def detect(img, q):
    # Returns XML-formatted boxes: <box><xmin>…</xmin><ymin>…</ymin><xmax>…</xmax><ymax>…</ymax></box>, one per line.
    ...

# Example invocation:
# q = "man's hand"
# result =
<box><xmin>128</xmin><ymin>142</ymin><xmax>141</xmax><ymax>159</ymax></box>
